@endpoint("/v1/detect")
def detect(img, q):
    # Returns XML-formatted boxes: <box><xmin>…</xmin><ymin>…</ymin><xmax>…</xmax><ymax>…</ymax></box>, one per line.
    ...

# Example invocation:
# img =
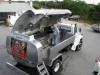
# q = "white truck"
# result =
<box><xmin>6</xmin><ymin>9</ymin><xmax>83</xmax><ymax>75</ymax></box>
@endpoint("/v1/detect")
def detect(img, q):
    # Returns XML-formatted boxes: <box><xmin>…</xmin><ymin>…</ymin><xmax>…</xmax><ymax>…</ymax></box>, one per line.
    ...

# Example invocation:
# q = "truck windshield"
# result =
<box><xmin>60</xmin><ymin>26</ymin><xmax>71</xmax><ymax>32</ymax></box>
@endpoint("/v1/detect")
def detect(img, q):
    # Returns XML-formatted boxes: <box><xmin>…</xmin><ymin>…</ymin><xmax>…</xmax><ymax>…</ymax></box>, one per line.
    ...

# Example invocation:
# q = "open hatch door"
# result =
<box><xmin>12</xmin><ymin>9</ymin><xmax>72</xmax><ymax>35</ymax></box>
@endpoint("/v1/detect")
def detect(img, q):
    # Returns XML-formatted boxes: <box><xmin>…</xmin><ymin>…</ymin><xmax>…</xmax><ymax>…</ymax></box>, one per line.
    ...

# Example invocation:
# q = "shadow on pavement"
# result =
<box><xmin>15</xmin><ymin>64</ymin><xmax>39</xmax><ymax>75</ymax></box>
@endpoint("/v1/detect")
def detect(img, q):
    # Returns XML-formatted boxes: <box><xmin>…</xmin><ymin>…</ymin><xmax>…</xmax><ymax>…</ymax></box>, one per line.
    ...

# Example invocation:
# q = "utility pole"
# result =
<box><xmin>25</xmin><ymin>0</ymin><xmax>32</xmax><ymax>7</ymax></box>
<box><xmin>30</xmin><ymin>0</ymin><xmax>32</xmax><ymax>7</ymax></box>
<box><xmin>55</xmin><ymin>0</ymin><xmax>58</xmax><ymax>8</ymax></box>
<box><xmin>9</xmin><ymin>0</ymin><xmax>11</xmax><ymax>4</ymax></box>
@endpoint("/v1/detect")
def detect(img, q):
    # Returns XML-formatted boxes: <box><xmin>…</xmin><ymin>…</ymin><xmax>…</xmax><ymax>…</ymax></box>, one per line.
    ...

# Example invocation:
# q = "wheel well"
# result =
<box><xmin>50</xmin><ymin>54</ymin><xmax>63</xmax><ymax>67</ymax></box>
<box><xmin>53</xmin><ymin>55</ymin><xmax>62</xmax><ymax>62</ymax></box>
<box><xmin>58</xmin><ymin>56</ymin><xmax>62</xmax><ymax>61</ymax></box>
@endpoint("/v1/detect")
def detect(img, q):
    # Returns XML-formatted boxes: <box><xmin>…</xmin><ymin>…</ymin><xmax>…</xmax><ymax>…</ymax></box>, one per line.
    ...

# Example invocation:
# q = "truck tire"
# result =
<box><xmin>51</xmin><ymin>59</ymin><xmax>63</xmax><ymax>75</ymax></box>
<box><xmin>76</xmin><ymin>39</ymin><xmax>83</xmax><ymax>51</ymax></box>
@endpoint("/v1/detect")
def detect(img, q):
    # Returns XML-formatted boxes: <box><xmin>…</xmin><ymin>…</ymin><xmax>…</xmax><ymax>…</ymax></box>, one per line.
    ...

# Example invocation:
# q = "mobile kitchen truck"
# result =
<box><xmin>6</xmin><ymin>9</ymin><xmax>83</xmax><ymax>75</ymax></box>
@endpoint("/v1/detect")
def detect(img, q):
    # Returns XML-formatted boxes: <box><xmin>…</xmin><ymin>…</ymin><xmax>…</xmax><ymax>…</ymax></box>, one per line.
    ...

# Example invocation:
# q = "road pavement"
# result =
<box><xmin>62</xmin><ymin>24</ymin><xmax>100</xmax><ymax>75</ymax></box>
<box><xmin>0</xmin><ymin>24</ymin><xmax>100</xmax><ymax>75</ymax></box>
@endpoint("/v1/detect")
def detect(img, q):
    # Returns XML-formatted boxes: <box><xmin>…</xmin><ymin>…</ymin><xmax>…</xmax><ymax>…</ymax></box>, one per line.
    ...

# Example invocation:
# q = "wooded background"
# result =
<box><xmin>32</xmin><ymin>0</ymin><xmax>100</xmax><ymax>24</ymax></box>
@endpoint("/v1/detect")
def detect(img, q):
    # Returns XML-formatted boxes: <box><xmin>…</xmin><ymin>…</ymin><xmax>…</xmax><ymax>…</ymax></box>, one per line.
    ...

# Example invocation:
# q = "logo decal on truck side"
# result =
<box><xmin>11</xmin><ymin>38</ymin><xmax>27</xmax><ymax>60</ymax></box>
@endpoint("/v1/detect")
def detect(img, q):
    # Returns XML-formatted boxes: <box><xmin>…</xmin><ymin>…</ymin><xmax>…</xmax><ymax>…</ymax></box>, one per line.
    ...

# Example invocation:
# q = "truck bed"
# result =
<box><xmin>34</xmin><ymin>30</ymin><xmax>74</xmax><ymax>50</ymax></box>
<box><xmin>49</xmin><ymin>35</ymin><xmax>75</xmax><ymax>60</ymax></box>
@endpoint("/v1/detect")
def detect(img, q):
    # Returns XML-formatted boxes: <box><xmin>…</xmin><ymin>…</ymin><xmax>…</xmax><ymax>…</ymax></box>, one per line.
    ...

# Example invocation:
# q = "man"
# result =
<box><xmin>93</xmin><ymin>57</ymin><xmax>100</xmax><ymax>75</ymax></box>
<box><xmin>51</xmin><ymin>24</ymin><xmax>60</xmax><ymax>45</ymax></box>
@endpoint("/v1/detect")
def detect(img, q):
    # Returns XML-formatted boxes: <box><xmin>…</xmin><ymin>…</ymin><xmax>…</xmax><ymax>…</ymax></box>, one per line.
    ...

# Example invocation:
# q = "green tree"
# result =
<box><xmin>32</xmin><ymin>2</ymin><xmax>42</xmax><ymax>9</ymax></box>
<box><xmin>32</xmin><ymin>0</ymin><xmax>100</xmax><ymax>23</ymax></box>
<box><xmin>88</xmin><ymin>5</ymin><xmax>100</xmax><ymax>23</ymax></box>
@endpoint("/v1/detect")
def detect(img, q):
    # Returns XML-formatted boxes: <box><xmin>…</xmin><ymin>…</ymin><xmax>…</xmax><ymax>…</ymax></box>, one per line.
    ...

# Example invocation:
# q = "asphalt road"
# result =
<box><xmin>0</xmin><ymin>24</ymin><xmax>100</xmax><ymax>75</ymax></box>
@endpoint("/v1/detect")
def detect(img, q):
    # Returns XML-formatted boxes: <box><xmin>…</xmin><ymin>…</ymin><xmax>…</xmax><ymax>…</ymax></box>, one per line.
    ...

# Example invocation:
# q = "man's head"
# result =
<box><xmin>95</xmin><ymin>57</ymin><xmax>100</xmax><ymax>62</ymax></box>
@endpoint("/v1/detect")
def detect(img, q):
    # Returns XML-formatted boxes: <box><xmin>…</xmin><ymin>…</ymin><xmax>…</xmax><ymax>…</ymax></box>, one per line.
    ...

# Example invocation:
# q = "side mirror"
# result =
<box><xmin>79</xmin><ymin>28</ymin><xmax>82</xmax><ymax>32</ymax></box>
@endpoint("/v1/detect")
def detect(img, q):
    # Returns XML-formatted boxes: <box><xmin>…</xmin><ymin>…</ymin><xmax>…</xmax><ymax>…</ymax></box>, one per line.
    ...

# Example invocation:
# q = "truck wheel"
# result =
<box><xmin>51</xmin><ymin>60</ymin><xmax>63</xmax><ymax>75</ymax></box>
<box><xmin>76</xmin><ymin>39</ymin><xmax>83</xmax><ymax>51</ymax></box>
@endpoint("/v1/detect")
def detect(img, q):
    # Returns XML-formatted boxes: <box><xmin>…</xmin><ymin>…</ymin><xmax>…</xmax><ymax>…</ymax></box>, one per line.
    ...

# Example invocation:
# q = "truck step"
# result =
<box><xmin>37</xmin><ymin>62</ymin><xmax>49</xmax><ymax>75</ymax></box>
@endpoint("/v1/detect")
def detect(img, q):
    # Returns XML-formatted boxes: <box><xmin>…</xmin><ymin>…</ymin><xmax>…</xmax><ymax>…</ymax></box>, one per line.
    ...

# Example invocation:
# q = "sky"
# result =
<box><xmin>4</xmin><ymin>0</ymin><xmax>63</xmax><ymax>1</ymax></box>
<box><xmin>81</xmin><ymin>0</ymin><xmax>100</xmax><ymax>4</ymax></box>
<box><xmin>4</xmin><ymin>0</ymin><xmax>100</xmax><ymax>4</ymax></box>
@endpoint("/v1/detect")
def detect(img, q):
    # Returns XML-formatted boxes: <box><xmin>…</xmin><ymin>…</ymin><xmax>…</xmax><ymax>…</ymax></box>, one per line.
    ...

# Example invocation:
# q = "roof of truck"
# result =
<box><xmin>57</xmin><ymin>22</ymin><xmax>75</xmax><ymax>27</ymax></box>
